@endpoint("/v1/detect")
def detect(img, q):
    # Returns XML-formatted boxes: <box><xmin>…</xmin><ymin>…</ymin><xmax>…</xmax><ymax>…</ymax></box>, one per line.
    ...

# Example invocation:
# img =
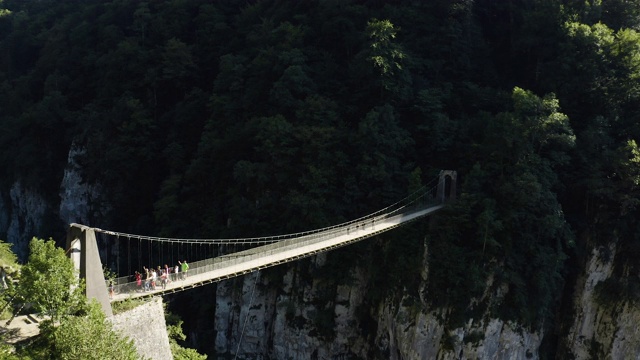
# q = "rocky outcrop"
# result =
<box><xmin>565</xmin><ymin>243</ymin><xmax>616</xmax><ymax>358</ymax></box>
<box><xmin>59</xmin><ymin>144</ymin><xmax>106</xmax><ymax>227</ymax></box>
<box><xmin>212</xmin><ymin>246</ymin><xmax>542</xmax><ymax>359</ymax></box>
<box><xmin>269</xmin><ymin>253</ymin><xmax>371</xmax><ymax>359</ymax></box>
<box><xmin>0</xmin><ymin>181</ymin><xmax>48</xmax><ymax>260</ymax></box>
<box><xmin>213</xmin><ymin>253</ymin><xmax>372</xmax><ymax>359</ymax></box>
<box><xmin>214</xmin><ymin>271</ymin><xmax>276</xmax><ymax>356</ymax></box>
<box><xmin>59</xmin><ymin>145</ymin><xmax>120</xmax><ymax>269</ymax></box>
<box><xmin>376</xmin><ymin>300</ymin><xmax>540</xmax><ymax>360</ymax></box>
<box><xmin>110</xmin><ymin>297</ymin><xmax>172</xmax><ymax>360</ymax></box>
<box><xmin>564</xmin><ymin>243</ymin><xmax>640</xmax><ymax>358</ymax></box>
<box><xmin>0</xmin><ymin>144</ymin><xmax>103</xmax><ymax>261</ymax></box>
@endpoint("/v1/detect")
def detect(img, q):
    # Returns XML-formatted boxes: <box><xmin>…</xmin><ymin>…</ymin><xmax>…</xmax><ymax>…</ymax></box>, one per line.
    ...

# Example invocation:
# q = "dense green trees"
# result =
<box><xmin>1</xmin><ymin>238</ymin><xmax>140</xmax><ymax>359</ymax></box>
<box><xmin>426</xmin><ymin>87</ymin><xmax>575</xmax><ymax>326</ymax></box>
<box><xmin>40</xmin><ymin>301</ymin><xmax>139</xmax><ymax>360</ymax></box>
<box><xmin>166</xmin><ymin>314</ymin><xmax>208</xmax><ymax>360</ymax></box>
<box><xmin>2</xmin><ymin>0</ymin><xmax>640</xmax><ymax>357</ymax></box>
<box><xmin>17</xmin><ymin>238</ymin><xmax>85</xmax><ymax>323</ymax></box>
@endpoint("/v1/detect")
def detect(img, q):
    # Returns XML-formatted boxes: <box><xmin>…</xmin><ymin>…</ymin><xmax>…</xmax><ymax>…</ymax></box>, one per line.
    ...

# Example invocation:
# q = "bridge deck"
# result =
<box><xmin>110</xmin><ymin>204</ymin><xmax>443</xmax><ymax>302</ymax></box>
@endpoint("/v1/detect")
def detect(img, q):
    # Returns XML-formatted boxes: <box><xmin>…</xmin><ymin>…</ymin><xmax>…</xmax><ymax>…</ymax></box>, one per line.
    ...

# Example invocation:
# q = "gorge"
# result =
<box><xmin>2</xmin><ymin>1</ymin><xmax>640</xmax><ymax>358</ymax></box>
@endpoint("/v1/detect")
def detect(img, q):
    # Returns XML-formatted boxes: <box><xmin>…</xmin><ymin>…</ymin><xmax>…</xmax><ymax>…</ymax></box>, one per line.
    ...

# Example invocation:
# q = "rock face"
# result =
<box><xmin>213</xmin><ymin>248</ymin><xmax>542</xmax><ymax>359</ymax></box>
<box><xmin>59</xmin><ymin>144</ymin><xmax>106</xmax><ymax>227</ymax></box>
<box><xmin>376</xmin><ymin>304</ymin><xmax>540</xmax><ymax>360</ymax></box>
<box><xmin>110</xmin><ymin>297</ymin><xmax>172</xmax><ymax>360</ymax></box>
<box><xmin>214</xmin><ymin>271</ymin><xmax>276</xmax><ymax>356</ymax></box>
<box><xmin>564</xmin><ymin>243</ymin><xmax>640</xmax><ymax>359</ymax></box>
<box><xmin>0</xmin><ymin>181</ymin><xmax>48</xmax><ymax>260</ymax></box>
<box><xmin>59</xmin><ymin>145</ymin><xmax>118</xmax><ymax>268</ymax></box>
<box><xmin>0</xmin><ymin>145</ymin><xmax>104</xmax><ymax>261</ymax></box>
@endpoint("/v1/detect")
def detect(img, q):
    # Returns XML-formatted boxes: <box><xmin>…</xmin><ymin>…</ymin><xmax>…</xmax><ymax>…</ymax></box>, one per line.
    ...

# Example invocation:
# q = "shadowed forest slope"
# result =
<box><xmin>2</xmin><ymin>0</ymin><xmax>640</xmax><ymax>358</ymax></box>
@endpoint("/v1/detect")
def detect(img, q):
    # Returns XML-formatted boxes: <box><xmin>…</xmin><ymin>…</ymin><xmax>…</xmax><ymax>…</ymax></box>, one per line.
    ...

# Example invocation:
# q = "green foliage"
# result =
<box><xmin>426</xmin><ymin>87</ymin><xmax>575</xmax><ymax>328</ymax></box>
<box><xmin>17</xmin><ymin>238</ymin><xmax>86</xmax><ymax>322</ymax></box>
<box><xmin>103</xmin><ymin>266</ymin><xmax>117</xmax><ymax>285</ymax></box>
<box><xmin>0</xmin><ymin>1</ymin><xmax>10</xmax><ymax>17</ymax></box>
<box><xmin>8</xmin><ymin>239</ymin><xmax>140</xmax><ymax>360</ymax></box>
<box><xmin>166</xmin><ymin>313</ymin><xmax>207</xmax><ymax>360</ymax></box>
<box><xmin>426</xmin><ymin>199</ymin><xmax>488</xmax><ymax>327</ymax></box>
<box><xmin>3</xmin><ymin>1</ymin><xmax>640</xmax><ymax>356</ymax></box>
<box><xmin>365</xmin><ymin>18</ymin><xmax>410</xmax><ymax>98</ymax></box>
<box><xmin>593</xmin><ymin>272</ymin><xmax>640</xmax><ymax>307</ymax></box>
<box><xmin>47</xmin><ymin>301</ymin><xmax>140</xmax><ymax>360</ymax></box>
<box><xmin>440</xmin><ymin>332</ymin><xmax>457</xmax><ymax>352</ymax></box>
<box><xmin>613</xmin><ymin>139</ymin><xmax>640</xmax><ymax>213</ymax></box>
<box><xmin>367</xmin><ymin>18</ymin><xmax>405</xmax><ymax>76</ymax></box>
<box><xmin>0</xmin><ymin>240</ymin><xmax>18</xmax><ymax>270</ymax></box>
<box><xmin>0</xmin><ymin>342</ymin><xmax>19</xmax><ymax>360</ymax></box>
<box><xmin>0</xmin><ymin>240</ymin><xmax>19</xmax><ymax>320</ymax></box>
<box><xmin>111</xmin><ymin>297</ymin><xmax>149</xmax><ymax>315</ymax></box>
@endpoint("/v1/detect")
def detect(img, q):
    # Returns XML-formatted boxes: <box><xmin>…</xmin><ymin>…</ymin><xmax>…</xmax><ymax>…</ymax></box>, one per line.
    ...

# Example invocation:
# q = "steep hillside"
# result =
<box><xmin>2</xmin><ymin>1</ymin><xmax>640</xmax><ymax>358</ymax></box>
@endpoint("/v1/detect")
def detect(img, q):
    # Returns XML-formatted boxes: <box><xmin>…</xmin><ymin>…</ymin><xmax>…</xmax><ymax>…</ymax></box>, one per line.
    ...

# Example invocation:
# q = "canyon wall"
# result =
<box><xmin>6</xmin><ymin>145</ymin><xmax>639</xmax><ymax>359</ymax></box>
<box><xmin>212</xmin><ymin>246</ymin><xmax>543</xmax><ymax>359</ymax></box>
<box><xmin>563</xmin><ymin>243</ymin><xmax>640</xmax><ymax>359</ymax></box>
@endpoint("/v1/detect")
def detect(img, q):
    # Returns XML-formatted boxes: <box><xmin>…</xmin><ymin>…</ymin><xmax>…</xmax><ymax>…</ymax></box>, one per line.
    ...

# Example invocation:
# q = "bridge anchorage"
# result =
<box><xmin>67</xmin><ymin>170</ymin><xmax>456</xmax><ymax>316</ymax></box>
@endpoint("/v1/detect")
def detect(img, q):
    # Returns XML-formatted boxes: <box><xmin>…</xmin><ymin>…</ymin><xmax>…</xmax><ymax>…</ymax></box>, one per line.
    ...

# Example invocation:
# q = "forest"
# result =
<box><xmin>1</xmin><ymin>0</ymin><xmax>640</xmax><ymax>358</ymax></box>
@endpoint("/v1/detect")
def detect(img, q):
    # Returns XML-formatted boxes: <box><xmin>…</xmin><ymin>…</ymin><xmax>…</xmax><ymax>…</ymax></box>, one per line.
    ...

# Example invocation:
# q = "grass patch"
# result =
<box><xmin>111</xmin><ymin>297</ymin><xmax>150</xmax><ymax>315</ymax></box>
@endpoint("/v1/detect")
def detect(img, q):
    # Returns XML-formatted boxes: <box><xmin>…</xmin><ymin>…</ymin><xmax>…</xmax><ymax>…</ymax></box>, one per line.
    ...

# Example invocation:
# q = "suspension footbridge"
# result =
<box><xmin>67</xmin><ymin>171</ymin><xmax>456</xmax><ymax>316</ymax></box>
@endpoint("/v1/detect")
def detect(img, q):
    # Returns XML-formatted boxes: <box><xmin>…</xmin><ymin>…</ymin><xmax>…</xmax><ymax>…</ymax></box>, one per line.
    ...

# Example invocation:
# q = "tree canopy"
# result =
<box><xmin>16</xmin><ymin>238</ymin><xmax>85</xmax><ymax>323</ymax></box>
<box><xmin>3</xmin><ymin>238</ymin><xmax>141</xmax><ymax>359</ymax></box>
<box><xmin>1</xmin><ymin>0</ymin><xmax>640</xmax><ymax>357</ymax></box>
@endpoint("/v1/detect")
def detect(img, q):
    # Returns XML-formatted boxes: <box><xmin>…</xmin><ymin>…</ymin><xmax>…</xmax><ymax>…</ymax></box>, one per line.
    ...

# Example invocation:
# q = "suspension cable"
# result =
<box><xmin>105</xmin><ymin>233</ymin><xmax>108</xmax><ymax>270</ymax></box>
<box><xmin>90</xmin><ymin>178</ymin><xmax>441</xmax><ymax>245</ymax></box>
<box><xmin>234</xmin><ymin>271</ymin><xmax>260</xmax><ymax>360</ymax></box>
<box><xmin>127</xmin><ymin>236</ymin><xmax>131</xmax><ymax>276</ymax></box>
<box><xmin>116</xmin><ymin>235</ymin><xmax>120</xmax><ymax>276</ymax></box>
<box><xmin>138</xmin><ymin>238</ymin><xmax>141</xmax><ymax>272</ymax></box>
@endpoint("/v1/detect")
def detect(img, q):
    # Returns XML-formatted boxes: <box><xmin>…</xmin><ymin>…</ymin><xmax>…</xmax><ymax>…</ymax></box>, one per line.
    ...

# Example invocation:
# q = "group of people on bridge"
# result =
<box><xmin>109</xmin><ymin>260</ymin><xmax>190</xmax><ymax>298</ymax></box>
<box><xmin>137</xmin><ymin>260</ymin><xmax>189</xmax><ymax>292</ymax></box>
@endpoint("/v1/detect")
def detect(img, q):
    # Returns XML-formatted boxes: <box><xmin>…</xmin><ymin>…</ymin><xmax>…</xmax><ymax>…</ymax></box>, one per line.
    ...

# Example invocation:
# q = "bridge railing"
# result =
<box><xmin>107</xmin><ymin>178</ymin><xmax>444</xmax><ymax>293</ymax></box>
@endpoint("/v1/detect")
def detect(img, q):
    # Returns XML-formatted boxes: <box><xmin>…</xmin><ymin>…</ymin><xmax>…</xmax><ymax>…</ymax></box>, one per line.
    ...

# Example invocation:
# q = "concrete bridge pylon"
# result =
<box><xmin>67</xmin><ymin>223</ymin><xmax>112</xmax><ymax>317</ymax></box>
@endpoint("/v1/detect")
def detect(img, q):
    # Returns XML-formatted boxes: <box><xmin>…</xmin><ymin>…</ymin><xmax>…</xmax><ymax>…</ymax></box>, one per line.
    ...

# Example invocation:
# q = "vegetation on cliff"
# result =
<box><xmin>1</xmin><ymin>238</ymin><xmax>139</xmax><ymax>359</ymax></box>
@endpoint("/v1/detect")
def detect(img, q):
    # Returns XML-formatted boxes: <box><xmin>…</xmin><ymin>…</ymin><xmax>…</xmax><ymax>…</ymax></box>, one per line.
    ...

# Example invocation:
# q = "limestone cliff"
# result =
<box><xmin>0</xmin><ymin>181</ymin><xmax>47</xmax><ymax>260</ymax></box>
<box><xmin>59</xmin><ymin>144</ymin><xmax>107</xmax><ymax>227</ymax></box>
<box><xmin>212</xmin><ymin>244</ymin><xmax>542</xmax><ymax>359</ymax></box>
<box><xmin>563</xmin><ymin>243</ymin><xmax>640</xmax><ymax>359</ymax></box>
<box><xmin>375</xmin><ymin>301</ymin><xmax>540</xmax><ymax>360</ymax></box>
<box><xmin>209</xmin><ymin>238</ymin><xmax>640</xmax><ymax>360</ymax></box>
<box><xmin>0</xmin><ymin>145</ymin><xmax>105</xmax><ymax>261</ymax></box>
